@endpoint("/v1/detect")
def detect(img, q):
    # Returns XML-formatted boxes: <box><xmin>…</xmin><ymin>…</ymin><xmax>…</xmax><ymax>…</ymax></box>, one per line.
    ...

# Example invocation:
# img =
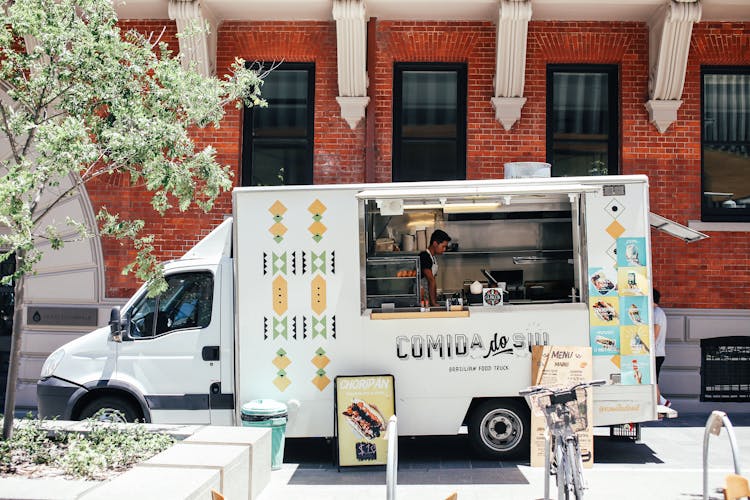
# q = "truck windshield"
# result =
<box><xmin>129</xmin><ymin>272</ymin><xmax>214</xmax><ymax>338</ymax></box>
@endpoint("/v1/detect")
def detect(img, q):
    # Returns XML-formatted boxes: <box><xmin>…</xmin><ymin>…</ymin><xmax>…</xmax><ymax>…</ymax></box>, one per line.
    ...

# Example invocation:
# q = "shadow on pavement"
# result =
<box><xmin>283</xmin><ymin>435</ymin><xmax>529</xmax><ymax>485</ymax></box>
<box><xmin>593</xmin><ymin>436</ymin><xmax>663</xmax><ymax>464</ymax></box>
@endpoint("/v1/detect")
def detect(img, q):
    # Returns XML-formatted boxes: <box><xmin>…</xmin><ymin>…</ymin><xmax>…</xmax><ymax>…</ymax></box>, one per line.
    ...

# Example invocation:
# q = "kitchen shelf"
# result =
<box><xmin>443</xmin><ymin>249</ymin><xmax>573</xmax><ymax>256</ymax></box>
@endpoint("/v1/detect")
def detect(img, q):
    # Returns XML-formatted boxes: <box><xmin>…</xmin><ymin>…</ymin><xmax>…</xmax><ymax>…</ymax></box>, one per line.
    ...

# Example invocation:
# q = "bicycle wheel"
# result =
<box><xmin>566</xmin><ymin>438</ymin><xmax>585</xmax><ymax>499</ymax></box>
<box><xmin>555</xmin><ymin>437</ymin><xmax>570</xmax><ymax>500</ymax></box>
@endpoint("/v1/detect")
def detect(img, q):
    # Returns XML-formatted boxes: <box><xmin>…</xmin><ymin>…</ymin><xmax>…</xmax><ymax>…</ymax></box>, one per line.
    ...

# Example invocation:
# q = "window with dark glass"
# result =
<box><xmin>242</xmin><ymin>63</ymin><xmax>314</xmax><ymax>186</ymax></box>
<box><xmin>547</xmin><ymin>65</ymin><xmax>619</xmax><ymax>177</ymax></box>
<box><xmin>393</xmin><ymin>63</ymin><xmax>467</xmax><ymax>182</ymax></box>
<box><xmin>129</xmin><ymin>272</ymin><xmax>214</xmax><ymax>338</ymax></box>
<box><xmin>701</xmin><ymin>67</ymin><xmax>750</xmax><ymax>222</ymax></box>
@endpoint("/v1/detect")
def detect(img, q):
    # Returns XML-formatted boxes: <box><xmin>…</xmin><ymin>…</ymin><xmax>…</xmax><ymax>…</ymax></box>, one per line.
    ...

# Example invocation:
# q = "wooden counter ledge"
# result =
<box><xmin>370</xmin><ymin>309</ymin><xmax>470</xmax><ymax>320</ymax></box>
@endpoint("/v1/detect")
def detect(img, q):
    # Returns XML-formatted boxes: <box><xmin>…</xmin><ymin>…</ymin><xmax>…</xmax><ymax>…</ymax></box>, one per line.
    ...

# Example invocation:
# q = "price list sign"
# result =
<box><xmin>334</xmin><ymin>375</ymin><xmax>395</xmax><ymax>467</ymax></box>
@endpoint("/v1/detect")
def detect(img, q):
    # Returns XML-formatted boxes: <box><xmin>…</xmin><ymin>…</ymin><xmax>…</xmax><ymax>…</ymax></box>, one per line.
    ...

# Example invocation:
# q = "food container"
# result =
<box><xmin>415</xmin><ymin>228</ymin><xmax>427</xmax><ymax>251</ymax></box>
<box><xmin>401</xmin><ymin>233</ymin><xmax>416</xmax><ymax>252</ymax></box>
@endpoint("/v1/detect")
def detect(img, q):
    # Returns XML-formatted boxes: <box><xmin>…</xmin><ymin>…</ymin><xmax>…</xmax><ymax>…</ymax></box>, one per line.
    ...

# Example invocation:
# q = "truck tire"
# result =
<box><xmin>78</xmin><ymin>396</ymin><xmax>140</xmax><ymax>423</ymax></box>
<box><xmin>468</xmin><ymin>399</ymin><xmax>530</xmax><ymax>460</ymax></box>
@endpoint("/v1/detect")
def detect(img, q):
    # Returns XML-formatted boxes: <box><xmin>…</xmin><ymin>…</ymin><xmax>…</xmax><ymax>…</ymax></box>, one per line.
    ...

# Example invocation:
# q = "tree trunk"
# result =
<box><xmin>2</xmin><ymin>251</ymin><xmax>25</xmax><ymax>440</ymax></box>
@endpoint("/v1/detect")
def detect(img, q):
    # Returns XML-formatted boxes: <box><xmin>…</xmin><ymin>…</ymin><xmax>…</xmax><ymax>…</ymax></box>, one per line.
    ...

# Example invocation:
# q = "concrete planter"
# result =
<box><xmin>0</xmin><ymin>421</ymin><xmax>272</xmax><ymax>500</ymax></box>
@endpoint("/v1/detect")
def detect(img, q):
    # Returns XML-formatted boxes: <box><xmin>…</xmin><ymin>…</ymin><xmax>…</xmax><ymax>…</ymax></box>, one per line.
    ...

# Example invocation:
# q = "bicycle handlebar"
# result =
<box><xmin>518</xmin><ymin>379</ymin><xmax>607</xmax><ymax>397</ymax></box>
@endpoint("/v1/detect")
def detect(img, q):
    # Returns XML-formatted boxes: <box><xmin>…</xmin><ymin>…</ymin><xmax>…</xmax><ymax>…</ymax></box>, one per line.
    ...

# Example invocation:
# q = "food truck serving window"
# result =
<box><xmin>359</xmin><ymin>190</ymin><xmax>584</xmax><ymax>313</ymax></box>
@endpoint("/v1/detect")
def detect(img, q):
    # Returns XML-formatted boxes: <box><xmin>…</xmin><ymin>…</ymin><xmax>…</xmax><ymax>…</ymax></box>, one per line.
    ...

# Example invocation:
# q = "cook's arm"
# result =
<box><xmin>423</xmin><ymin>268</ymin><xmax>438</xmax><ymax>307</ymax></box>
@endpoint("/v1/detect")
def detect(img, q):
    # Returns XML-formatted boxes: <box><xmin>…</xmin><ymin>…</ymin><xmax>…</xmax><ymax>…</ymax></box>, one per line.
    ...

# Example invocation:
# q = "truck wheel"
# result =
<box><xmin>468</xmin><ymin>399</ymin><xmax>530</xmax><ymax>460</ymax></box>
<box><xmin>78</xmin><ymin>397</ymin><xmax>140</xmax><ymax>423</ymax></box>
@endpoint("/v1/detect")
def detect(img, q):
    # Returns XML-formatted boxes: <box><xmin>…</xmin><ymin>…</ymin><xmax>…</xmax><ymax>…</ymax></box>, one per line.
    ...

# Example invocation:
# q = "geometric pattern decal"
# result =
<box><xmin>311</xmin><ymin>347</ymin><xmax>331</xmax><ymax>391</ymax></box>
<box><xmin>311</xmin><ymin>251</ymin><xmax>326</xmax><ymax>274</ymax></box>
<box><xmin>606</xmin><ymin>220</ymin><xmax>626</xmax><ymax>240</ymax></box>
<box><xmin>272</xmin><ymin>275</ymin><xmax>288</xmax><ymax>316</ymax></box>
<box><xmin>308</xmin><ymin>199</ymin><xmax>327</xmax><ymax>243</ymax></box>
<box><xmin>605</xmin><ymin>198</ymin><xmax>626</xmax><ymax>219</ymax></box>
<box><xmin>273</xmin><ymin>348</ymin><xmax>292</xmax><ymax>392</ymax></box>
<box><xmin>273</xmin><ymin>316</ymin><xmax>288</xmax><ymax>340</ymax></box>
<box><xmin>273</xmin><ymin>252</ymin><xmax>287</xmax><ymax>275</ymax></box>
<box><xmin>301</xmin><ymin>315</ymin><xmax>336</xmax><ymax>339</ymax></box>
<box><xmin>312</xmin><ymin>315</ymin><xmax>327</xmax><ymax>339</ymax></box>
<box><xmin>311</xmin><ymin>275</ymin><xmax>326</xmax><ymax>315</ymax></box>
<box><xmin>269</xmin><ymin>201</ymin><xmax>288</xmax><ymax>244</ymax></box>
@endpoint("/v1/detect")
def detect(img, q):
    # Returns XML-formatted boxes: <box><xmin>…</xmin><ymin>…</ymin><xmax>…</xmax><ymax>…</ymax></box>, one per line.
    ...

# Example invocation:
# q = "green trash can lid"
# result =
<box><xmin>241</xmin><ymin>399</ymin><xmax>288</xmax><ymax>418</ymax></box>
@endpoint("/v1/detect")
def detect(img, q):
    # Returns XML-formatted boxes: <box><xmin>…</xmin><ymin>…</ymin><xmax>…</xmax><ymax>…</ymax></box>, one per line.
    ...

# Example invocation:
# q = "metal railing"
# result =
<box><xmin>386</xmin><ymin>415</ymin><xmax>398</xmax><ymax>500</ymax></box>
<box><xmin>703</xmin><ymin>410</ymin><xmax>742</xmax><ymax>500</ymax></box>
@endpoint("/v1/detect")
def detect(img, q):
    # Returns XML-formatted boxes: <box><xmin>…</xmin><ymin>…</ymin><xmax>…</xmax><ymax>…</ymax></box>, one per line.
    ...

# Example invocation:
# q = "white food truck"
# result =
<box><xmin>38</xmin><ymin>175</ymin><xmax>693</xmax><ymax>459</ymax></box>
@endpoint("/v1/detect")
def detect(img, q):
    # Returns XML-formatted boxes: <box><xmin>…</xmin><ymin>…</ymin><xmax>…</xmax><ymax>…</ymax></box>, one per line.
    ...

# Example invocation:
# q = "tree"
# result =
<box><xmin>0</xmin><ymin>0</ymin><xmax>266</xmax><ymax>439</ymax></box>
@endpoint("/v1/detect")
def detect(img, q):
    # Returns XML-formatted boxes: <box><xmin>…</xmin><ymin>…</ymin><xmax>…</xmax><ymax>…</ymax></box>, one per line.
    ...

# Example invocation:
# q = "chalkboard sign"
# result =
<box><xmin>334</xmin><ymin>374</ymin><xmax>395</xmax><ymax>467</ymax></box>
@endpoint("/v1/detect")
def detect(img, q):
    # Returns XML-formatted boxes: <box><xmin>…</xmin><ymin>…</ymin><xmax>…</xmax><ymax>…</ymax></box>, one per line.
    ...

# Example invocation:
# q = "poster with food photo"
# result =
<box><xmin>334</xmin><ymin>375</ymin><xmax>395</xmax><ymax>467</ymax></box>
<box><xmin>620</xmin><ymin>296</ymin><xmax>649</xmax><ymax>326</ymax></box>
<box><xmin>617</xmin><ymin>237</ymin><xmax>647</xmax><ymax>267</ymax></box>
<box><xmin>620</xmin><ymin>325</ymin><xmax>651</xmax><ymax>356</ymax></box>
<box><xmin>621</xmin><ymin>355</ymin><xmax>651</xmax><ymax>385</ymax></box>
<box><xmin>616</xmin><ymin>267</ymin><xmax>649</xmax><ymax>296</ymax></box>
<box><xmin>588</xmin><ymin>267</ymin><xmax>617</xmax><ymax>297</ymax></box>
<box><xmin>589</xmin><ymin>296</ymin><xmax>620</xmax><ymax>326</ymax></box>
<box><xmin>590</xmin><ymin>326</ymin><xmax>620</xmax><ymax>355</ymax></box>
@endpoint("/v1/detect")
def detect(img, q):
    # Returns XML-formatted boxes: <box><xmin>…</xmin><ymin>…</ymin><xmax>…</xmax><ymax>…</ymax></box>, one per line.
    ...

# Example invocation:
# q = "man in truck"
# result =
<box><xmin>419</xmin><ymin>229</ymin><xmax>451</xmax><ymax>307</ymax></box>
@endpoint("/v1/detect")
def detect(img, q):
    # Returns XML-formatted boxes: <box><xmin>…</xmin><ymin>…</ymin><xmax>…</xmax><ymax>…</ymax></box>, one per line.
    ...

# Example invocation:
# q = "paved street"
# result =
<box><xmin>259</xmin><ymin>413</ymin><xmax>750</xmax><ymax>500</ymax></box>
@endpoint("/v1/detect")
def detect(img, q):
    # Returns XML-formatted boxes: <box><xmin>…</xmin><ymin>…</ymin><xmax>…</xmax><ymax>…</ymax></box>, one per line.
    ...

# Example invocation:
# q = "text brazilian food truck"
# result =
<box><xmin>38</xmin><ymin>175</ymin><xmax>682</xmax><ymax>459</ymax></box>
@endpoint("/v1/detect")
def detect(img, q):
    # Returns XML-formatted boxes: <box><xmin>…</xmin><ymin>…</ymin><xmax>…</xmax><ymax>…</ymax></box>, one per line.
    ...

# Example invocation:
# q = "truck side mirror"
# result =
<box><xmin>108</xmin><ymin>306</ymin><xmax>132</xmax><ymax>342</ymax></box>
<box><xmin>109</xmin><ymin>306</ymin><xmax>123</xmax><ymax>342</ymax></box>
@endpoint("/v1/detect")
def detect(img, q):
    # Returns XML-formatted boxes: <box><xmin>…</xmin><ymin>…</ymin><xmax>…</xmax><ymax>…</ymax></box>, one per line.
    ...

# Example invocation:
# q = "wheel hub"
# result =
<box><xmin>482</xmin><ymin>409</ymin><xmax>522</xmax><ymax>451</ymax></box>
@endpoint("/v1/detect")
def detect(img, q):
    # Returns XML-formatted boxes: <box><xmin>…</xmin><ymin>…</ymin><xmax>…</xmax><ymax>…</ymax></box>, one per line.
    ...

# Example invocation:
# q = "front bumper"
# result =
<box><xmin>37</xmin><ymin>377</ymin><xmax>86</xmax><ymax>420</ymax></box>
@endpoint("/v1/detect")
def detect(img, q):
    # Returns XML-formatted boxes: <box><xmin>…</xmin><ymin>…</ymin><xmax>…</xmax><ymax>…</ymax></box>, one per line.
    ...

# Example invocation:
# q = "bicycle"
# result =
<box><xmin>519</xmin><ymin>379</ymin><xmax>606</xmax><ymax>500</ymax></box>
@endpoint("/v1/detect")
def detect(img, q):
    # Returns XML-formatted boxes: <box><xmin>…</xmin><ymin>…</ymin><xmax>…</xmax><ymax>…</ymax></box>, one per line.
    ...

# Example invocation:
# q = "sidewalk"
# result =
<box><xmin>258</xmin><ymin>413</ymin><xmax>750</xmax><ymax>500</ymax></box>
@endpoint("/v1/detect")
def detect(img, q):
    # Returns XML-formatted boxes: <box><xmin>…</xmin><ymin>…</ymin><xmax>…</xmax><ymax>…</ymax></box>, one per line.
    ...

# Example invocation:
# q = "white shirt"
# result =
<box><xmin>653</xmin><ymin>304</ymin><xmax>667</xmax><ymax>357</ymax></box>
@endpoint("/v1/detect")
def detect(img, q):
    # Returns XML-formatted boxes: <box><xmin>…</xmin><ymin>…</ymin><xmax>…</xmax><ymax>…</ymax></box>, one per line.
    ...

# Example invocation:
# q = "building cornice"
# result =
<box><xmin>333</xmin><ymin>0</ymin><xmax>369</xmax><ymax>129</ymax></box>
<box><xmin>491</xmin><ymin>0</ymin><xmax>532</xmax><ymax>131</ymax></box>
<box><xmin>168</xmin><ymin>0</ymin><xmax>217</xmax><ymax>77</ymax></box>
<box><xmin>645</xmin><ymin>0</ymin><xmax>702</xmax><ymax>133</ymax></box>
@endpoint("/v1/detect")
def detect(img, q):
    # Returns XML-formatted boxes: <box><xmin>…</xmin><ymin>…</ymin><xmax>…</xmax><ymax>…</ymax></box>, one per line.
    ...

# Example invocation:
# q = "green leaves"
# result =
<box><xmin>0</xmin><ymin>0</ymin><xmax>265</xmax><ymax>289</ymax></box>
<box><xmin>0</xmin><ymin>413</ymin><xmax>175</xmax><ymax>479</ymax></box>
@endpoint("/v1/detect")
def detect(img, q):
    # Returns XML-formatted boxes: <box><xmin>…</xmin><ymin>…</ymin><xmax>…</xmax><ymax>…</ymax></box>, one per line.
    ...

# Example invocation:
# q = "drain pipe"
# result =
<box><xmin>703</xmin><ymin>410</ymin><xmax>742</xmax><ymax>500</ymax></box>
<box><xmin>386</xmin><ymin>415</ymin><xmax>398</xmax><ymax>500</ymax></box>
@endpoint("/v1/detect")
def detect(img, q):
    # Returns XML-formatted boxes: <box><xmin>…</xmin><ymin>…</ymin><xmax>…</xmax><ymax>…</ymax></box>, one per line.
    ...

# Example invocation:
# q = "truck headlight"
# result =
<box><xmin>40</xmin><ymin>349</ymin><xmax>65</xmax><ymax>379</ymax></box>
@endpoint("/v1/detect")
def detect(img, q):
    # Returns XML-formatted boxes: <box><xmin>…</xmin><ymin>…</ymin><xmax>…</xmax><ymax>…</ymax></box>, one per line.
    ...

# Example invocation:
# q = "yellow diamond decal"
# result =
<box><xmin>312</xmin><ymin>354</ymin><xmax>330</xmax><ymax>370</ymax></box>
<box><xmin>273</xmin><ymin>355</ymin><xmax>292</xmax><ymax>370</ymax></box>
<box><xmin>606</xmin><ymin>220</ymin><xmax>625</xmax><ymax>239</ymax></box>
<box><xmin>308</xmin><ymin>221</ymin><xmax>327</xmax><ymax>236</ymax></box>
<box><xmin>312</xmin><ymin>374</ymin><xmax>331</xmax><ymax>391</ymax></box>
<box><xmin>269</xmin><ymin>221</ymin><xmax>288</xmax><ymax>237</ymax></box>
<box><xmin>269</xmin><ymin>200</ymin><xmax>287</xmax><ymax>216</ymax></box>
<box><xmin>274</xmin><ymin>375</ymin><xmax>291</xmax><ymax>392</ymax></box>
<box><xmin>308</xmin><ymin>199</ymin><xmax>327</xmax><ymax>216</ymax></box>
<box><xmin>610</xmin><ymin>355</ymin><xmax>621</xmax><ymax>369</ymax></box>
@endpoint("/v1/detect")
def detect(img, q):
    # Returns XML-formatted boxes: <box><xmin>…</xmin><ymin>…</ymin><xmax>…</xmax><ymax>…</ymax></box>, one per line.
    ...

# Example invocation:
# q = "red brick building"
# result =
<box><xmin>8</xmin><ymin>0</ymin><xmax>750</xmax><ymax>412</ymax></box>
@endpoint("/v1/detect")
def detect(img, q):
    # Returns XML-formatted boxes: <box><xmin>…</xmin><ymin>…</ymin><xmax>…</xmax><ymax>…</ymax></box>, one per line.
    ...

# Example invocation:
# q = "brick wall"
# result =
<box><xmin>90</xmin><ymin>19</ymin><xmax>749</xmax><ymax>308</ymax></box>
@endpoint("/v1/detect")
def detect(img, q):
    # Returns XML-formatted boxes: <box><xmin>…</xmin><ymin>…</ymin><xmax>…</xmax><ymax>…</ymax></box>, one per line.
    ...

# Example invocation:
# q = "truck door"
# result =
<box><xmin>117</xmin><ymin>270</ymin><xmax>222</xmax><ymax>424</ymax></box>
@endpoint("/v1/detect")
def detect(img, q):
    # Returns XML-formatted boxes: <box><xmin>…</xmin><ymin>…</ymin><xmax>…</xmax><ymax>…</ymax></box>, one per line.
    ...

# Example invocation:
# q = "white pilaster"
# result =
<box><xmin>491</xmin><ymin>0</ymin><xmax>532</xmax><ymax>131</ymax></box>
<box><xmin>333</xmin><ymin>0</ymin><xmax>369</xmax><ymax>129</ymax></box>
<box><xmin>168</xmin><ymin>0</ymin><xmax>217</xmax><ymax>77</ymax></box>
<box><xmin>645</xmin><ymin>0</ymin><xmax>701</xmax><ymax>133</ymax></box>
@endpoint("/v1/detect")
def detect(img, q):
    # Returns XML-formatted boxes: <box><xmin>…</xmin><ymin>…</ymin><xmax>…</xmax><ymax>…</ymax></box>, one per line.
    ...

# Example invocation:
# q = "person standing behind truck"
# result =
<box><xmin>653</xmin><ymin>288</ymin><xmax>670</xmax><ymax>407</ymax></box>
<box><xmin>419</xmin><ymin>229</ymin><xmax>451</xmax><ymax>307</ymax></box>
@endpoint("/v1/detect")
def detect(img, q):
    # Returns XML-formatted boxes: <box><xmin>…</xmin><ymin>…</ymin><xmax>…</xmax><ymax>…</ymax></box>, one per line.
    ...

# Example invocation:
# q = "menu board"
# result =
<box><xmin>529</xmin><ymin>346</ymin><xmax>594</xmax><ymax>468</ymax></box>
<box><xmin>334</xmin><ymin>375</ymin><xmax>395</xmax><ymax>467</ymax></box>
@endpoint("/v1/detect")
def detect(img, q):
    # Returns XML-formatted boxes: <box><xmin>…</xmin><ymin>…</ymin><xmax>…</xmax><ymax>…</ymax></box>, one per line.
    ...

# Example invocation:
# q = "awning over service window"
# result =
<box><xmin>649</xmin><ymin>212</ymin><xmax>709</xmax><ymax>243</ymax></box>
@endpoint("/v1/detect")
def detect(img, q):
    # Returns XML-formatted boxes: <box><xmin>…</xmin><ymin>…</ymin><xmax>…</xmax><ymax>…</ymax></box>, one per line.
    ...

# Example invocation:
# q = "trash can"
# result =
<box><xmin>241</xmin><ymin>399</ymin><xmax>288</xmax><ymax>470</ymax></box>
